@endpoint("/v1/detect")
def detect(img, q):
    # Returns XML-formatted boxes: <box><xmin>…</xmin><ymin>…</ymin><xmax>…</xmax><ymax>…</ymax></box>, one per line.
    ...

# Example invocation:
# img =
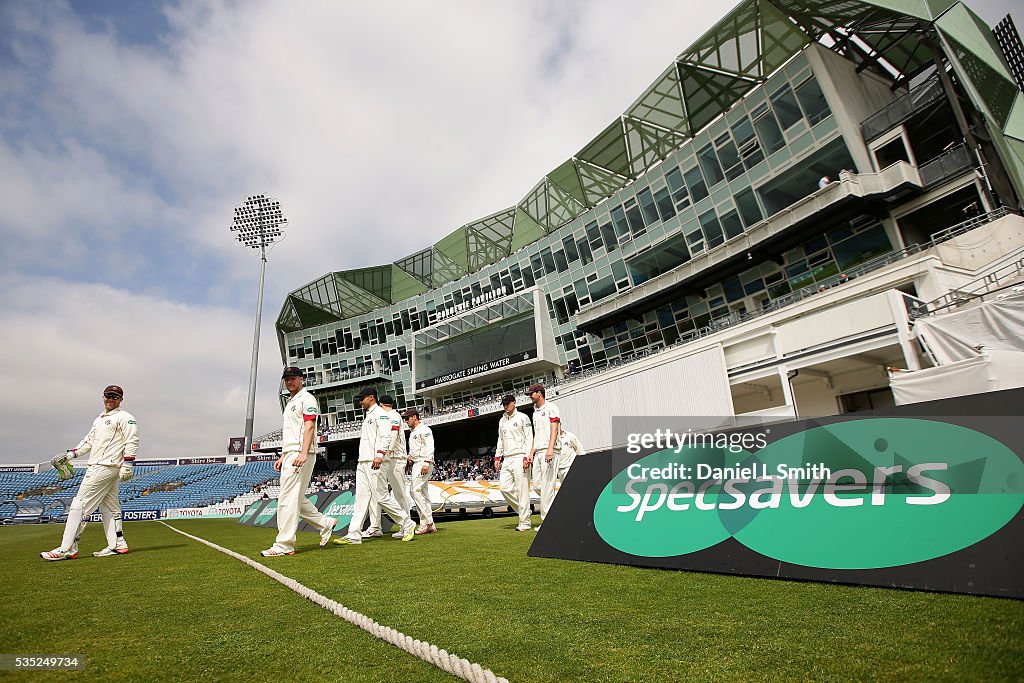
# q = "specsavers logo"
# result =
<box><xmin>594</xmin><ymin>419</ymin><xmax>1024</xmax><ymax>569</ymax></box>
<box><xmin>323</xmin><ymin>492</ymin><xmax>355</xmax><ymax>529</ymax></box>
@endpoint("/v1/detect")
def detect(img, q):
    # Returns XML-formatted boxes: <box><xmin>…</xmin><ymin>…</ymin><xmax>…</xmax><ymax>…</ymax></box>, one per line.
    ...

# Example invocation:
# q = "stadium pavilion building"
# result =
<box><xmin>257</xmin><ymin>0</ymin><xmax>1024</xmax><ymax>459</ymax></box>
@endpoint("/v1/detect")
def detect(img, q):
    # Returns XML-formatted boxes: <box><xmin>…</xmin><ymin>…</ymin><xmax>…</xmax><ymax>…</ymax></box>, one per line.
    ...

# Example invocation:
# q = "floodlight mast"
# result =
<box><xmin>230</xmin><ymin>194</ymin><xmax>287</xmax><ymax>454</ymax></box>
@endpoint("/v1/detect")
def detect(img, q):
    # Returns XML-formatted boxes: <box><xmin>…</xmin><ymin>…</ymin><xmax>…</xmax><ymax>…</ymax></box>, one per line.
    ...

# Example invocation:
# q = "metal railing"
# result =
<box><xmin>860</xmin><ymin>75</ymin><xmax>944</xmax><ymax>142</ymax></box>
<box><xmin>918</xmin><ymin>144</ymin><xmax>973</xmax><ymax>186</ymax></box>
<box><xmin>911</xmin><ymin>253</ymin><xmax>1024</xmax><ymax>318</ymax></box>
<box><xmin>563</xmin><ymin>206</ymin><xmax>1017</xmax><ymax>383</ymax></box>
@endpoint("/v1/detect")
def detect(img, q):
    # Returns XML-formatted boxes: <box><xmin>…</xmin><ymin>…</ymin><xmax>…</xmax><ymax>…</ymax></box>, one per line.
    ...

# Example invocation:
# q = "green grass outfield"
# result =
<box><xmin>2</xmin><ymin>517</ymin><xmax>1022</xmax><ymax>682</ymax></box>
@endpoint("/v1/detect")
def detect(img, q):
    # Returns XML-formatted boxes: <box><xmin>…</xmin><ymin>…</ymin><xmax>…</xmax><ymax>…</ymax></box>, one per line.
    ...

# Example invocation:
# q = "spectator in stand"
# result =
<box><xmin>260</xmin><ymin>367</ymin><xmax>336</xmax><ymax>557</ymax></box>
<box><xmin>403</xmin><ymin>408</ymin><xmax>437</xmax><ymax>535</ymax></box>
<box><xmin>495</xmin><ymin>395</ymin><xmax>533</xmax><ymax>531</ymax></box>
<box><xmin>818</xmin><ymin>175</ymin><xmax>832</xmax><ymax>190</ymax></box>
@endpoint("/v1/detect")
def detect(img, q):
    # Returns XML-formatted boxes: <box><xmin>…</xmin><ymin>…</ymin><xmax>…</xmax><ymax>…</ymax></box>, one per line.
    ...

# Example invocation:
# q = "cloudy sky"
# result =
<box><xmin>0</xmin><ymin>0</ymin><xmax>1019</xmax><ymax>464</ymax></box>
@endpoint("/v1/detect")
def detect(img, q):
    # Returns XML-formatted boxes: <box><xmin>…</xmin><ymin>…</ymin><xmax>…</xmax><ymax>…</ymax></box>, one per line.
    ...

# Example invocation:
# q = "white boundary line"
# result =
<box><xmin>160</xmin><ymin>522</ymin><xmax>507</xmax><ymax>683</ymax></box>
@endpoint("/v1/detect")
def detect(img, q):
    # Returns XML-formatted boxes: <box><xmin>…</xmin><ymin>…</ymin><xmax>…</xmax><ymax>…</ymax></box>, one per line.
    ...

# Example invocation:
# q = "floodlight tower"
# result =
<box><xmin>230</xmin><ymin>194</ymin><xmax>288</xmax><ymax>454</ymax></box>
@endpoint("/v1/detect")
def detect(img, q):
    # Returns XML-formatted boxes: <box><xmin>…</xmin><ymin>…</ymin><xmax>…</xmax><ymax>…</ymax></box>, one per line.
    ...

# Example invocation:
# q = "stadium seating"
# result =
<box><xmin>0</xmin><ymin>462</ymin><xmax>279</xmax><ymax>522</ymax></box>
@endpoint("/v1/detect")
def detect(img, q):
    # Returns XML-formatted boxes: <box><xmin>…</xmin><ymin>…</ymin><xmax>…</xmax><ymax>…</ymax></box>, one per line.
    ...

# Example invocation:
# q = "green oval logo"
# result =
<box><xmin>594</xmin><ymin>419</ymin><xmax>1024</xmax><ymax>568</ymax></box>
<box><xmin>594</xmin><ymin>446</ymin><xmax>741</xmax><ymax>557</ymax></box>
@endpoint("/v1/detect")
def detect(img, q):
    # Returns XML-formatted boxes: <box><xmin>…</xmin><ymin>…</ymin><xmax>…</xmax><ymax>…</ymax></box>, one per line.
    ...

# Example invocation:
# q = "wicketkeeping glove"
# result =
<box><xmin>119</xmin><ymin>462</ymin><xmax>134</xmax><ymax>482</ymax></box>
<box><xmin>51</xmin><ymin>451</ymin><xmax>75</xmax><ymax>481</ymax></box>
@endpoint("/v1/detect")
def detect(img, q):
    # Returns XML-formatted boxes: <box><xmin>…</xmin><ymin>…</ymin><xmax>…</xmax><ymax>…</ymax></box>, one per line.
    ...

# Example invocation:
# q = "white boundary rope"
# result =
<box><xmin>160</xmin><ymin>522</ymin><xmax>508</xmax><ymax>683</ymax></box>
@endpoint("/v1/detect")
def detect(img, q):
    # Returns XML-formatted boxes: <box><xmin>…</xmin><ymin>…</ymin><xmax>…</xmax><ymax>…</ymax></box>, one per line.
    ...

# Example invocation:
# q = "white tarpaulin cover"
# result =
<box><xmin>914</xmin><ymin>291</ymin><xmax>1024</xmax><ymax>364</ymax></box>
<box><xmin>891</xmin><ymin>350</ymin><xmax>1024</xmax><ymax>405</ymax></box>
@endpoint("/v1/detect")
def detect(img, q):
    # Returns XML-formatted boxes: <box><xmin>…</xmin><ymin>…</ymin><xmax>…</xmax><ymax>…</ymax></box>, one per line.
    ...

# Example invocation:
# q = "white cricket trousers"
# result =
<box><xmin>409</xmin><ymin>462</ymin><xmax>434</xmax><ymax>528</ymax></box>
<box><xmin>345</xmin><ymin>460</ymin><xmax>413</xmax><ymax>542</ymax></box>
<box><xmin>536</xmin><ymin>452</ymin><xmax>570</xmax><ymax>521</ymax></box>
<box><xmin>499</xmin><ymin>455</ymin><xmax>532</xmax><ymax>527</ymax></box>
<box><xmin>271</xmin><ymin>451</ymin><xmax>331</xmax><ymax>553</ymax></box>
<box><xmin>61</xmin><ymin>464</ymin><xmax>122</xmax><ymax>553</ymax></box>
<box><xmin>367</xmin><ymin>457</ymin><xmax>415</xmax><ymax>534</ymax></box>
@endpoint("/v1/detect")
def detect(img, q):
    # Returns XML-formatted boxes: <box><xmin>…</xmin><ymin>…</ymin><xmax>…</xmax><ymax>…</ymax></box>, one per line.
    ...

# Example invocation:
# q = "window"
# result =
<box><xmin>795</xmin><ymin>77</ymin><xmax>831</xmax><ymax>125</ymax></box>
<box><xmin>611</xmin><ymin>206</ymin><xmax>631</xmax><ymax>241</ymax></box>
<box><xmin>637</xmin><ymin>189</ymin><xmax>660</xmax><ymax>226</ymax></box>
<box><xmin>624</xmin><ymin>200</ymin><xmax>646</xmax><ymax>238</ymax></box>
<box><xmin>752</xmin><ymin>103</ymin><xmax>786</xmax><ymax>155</ymax></box>
<box><xmin>770</xmin><ymin>83</ymin><xmax>803</xmax><ymax>130</ymax></box>
<box><xmin>735</xmin><ymin>188</ymin><xmax>763</xmax><ymax>227</ymax></box>
<box><xmin>666</xmin><ymin>167</ymin><xmax>690</xmax><ymax>209</ymax></box>
<box><xmin>699</xmin><ymin>209</ymin><xmax>724</xmax><ymax>249</ymax></box>
<box><xmin>562</xmin><ymin>235</ymin><xmax>580</xmax><ymax>263</ymax></box>
<box><xmin>653</xmin><ymin>187</ymin><xmax>676</xmax><ymax>221</ymax></box>
<box><xmin>541</xmin><ymin>248</ymin><xmax>556</xmax><ymax>275</ymax></box>
<box><xmin>577</xmin><ymin>236</ymin><xmax>593</xmax><ymax>266</ymax></box>
<box><xmin>553</xmin><ymin>249</ymin><xmax>568</xmax><ymax>273</ymax></box>
<box><xmin>732</xmin><ymin>118</ymin><xmax>763</xmax><ymax>169</ymax></box>
<box><xmin>697</xmin><ymin>144</ymin><xmax>725</xmax><ymax>187</ymax></box>
<box><xmin>720</xmin><ymin>209</ymin><xmax>744</xmax><ymax>240</ymax></box>
<box><xmin>586</xmin><ymin>220</ymin><xmax>603</xmax><ymax>252</ymax></box>
<box><xmin>600</xmin><ymin>221</ymin><xmax>618</xmax><ymax>251</ymax></box>
<box><xmin>683</xmin><ymin>165</ymin><xmax>709</xmax><ymax>203</ymax></box>
<box><xmin>714</xmin><ymin>133</ymin><xmax>743</xmax><ymax>181</ymax></box>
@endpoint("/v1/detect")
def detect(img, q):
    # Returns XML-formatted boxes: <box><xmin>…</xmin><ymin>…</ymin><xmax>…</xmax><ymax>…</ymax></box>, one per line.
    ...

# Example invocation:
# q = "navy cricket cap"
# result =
<box><xmin>379</xmin><ymin>394</ymin><xmax>395</xmax><ymax>405</ymax></box>
<box><xmin>501</xmin><ymin>395</ymin><xmax>516</xmax><ymax>405</ymax></box>
<box><xmin>355</xmin><ymin>386</ymin><xmax>378</xmax><ymax>400</ymax></box>
<box><xmin>281</xmin><ymin>366</ymin><xmax>305</xmax><ymax>379</ymax></box>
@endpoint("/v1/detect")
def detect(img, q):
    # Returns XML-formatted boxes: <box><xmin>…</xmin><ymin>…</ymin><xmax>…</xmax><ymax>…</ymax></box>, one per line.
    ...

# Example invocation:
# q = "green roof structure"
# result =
<box><xmin>278</xmin><ymin>0</ymin><xmax>1024</xmax><ymax>332</ymax></box>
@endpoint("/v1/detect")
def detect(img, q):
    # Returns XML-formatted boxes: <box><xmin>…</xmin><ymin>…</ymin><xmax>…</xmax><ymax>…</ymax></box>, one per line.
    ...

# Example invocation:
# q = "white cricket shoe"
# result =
<box><xmin>93</xmin><ymin>547</ymin><xmax>129</xmax><ymax>557</ymax></box>
<box><xmin>361</xmin><ymin>529</ymin><xmax>383</xmax><ymax>538</ymax></box>
<box><xmin>40</xmin><ymin>548</ymin><xmax>77</xmax><ymax>561</ymax></box>
<box><xmin>320</xmin><ymin>518</ymin><xmax>337</xmax><ymax>547</ymax></box>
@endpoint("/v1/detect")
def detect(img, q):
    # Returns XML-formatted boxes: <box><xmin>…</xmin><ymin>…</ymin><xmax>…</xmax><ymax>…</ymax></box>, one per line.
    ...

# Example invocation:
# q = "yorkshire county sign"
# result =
<box><xmin>415</xmin><ymin>349</ymin><xmax>538</xmax><ymax>390</ymax></box>
<box><xmin>529</xmin><ymin>388</ymin><xmax>1024</xmax><ymax>599</ymax></box>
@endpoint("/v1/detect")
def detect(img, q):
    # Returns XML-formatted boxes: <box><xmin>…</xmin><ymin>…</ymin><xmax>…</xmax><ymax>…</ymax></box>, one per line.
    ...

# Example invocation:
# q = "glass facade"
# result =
<box><xmin>277</xmin><ymin>0</ymin><xmax>1024</xmax><ymax>427</ymax></box>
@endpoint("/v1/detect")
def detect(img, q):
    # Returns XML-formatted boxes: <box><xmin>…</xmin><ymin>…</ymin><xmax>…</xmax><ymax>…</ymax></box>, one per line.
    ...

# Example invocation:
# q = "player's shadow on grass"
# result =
<box><xmin>130</xmin><ymin>544</ymin><xmax>188</xmax><ymax>553</ymax></box>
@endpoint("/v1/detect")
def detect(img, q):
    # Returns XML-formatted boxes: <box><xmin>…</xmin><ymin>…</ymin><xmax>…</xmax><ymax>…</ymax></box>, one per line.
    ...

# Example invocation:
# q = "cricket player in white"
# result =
<box><xmin>403</xmin><ymin>408</ymin><xmax>437</xmax><ymax>535</ymax></box>
<box><xmin>376</xmin><ymin>395</ymin><xmax>416</xmax><ymax>539</ymax></box>
<box><xmin>495</xmin><ymin>395</ymin><xmax>533</xmax><ymax>531</ymax></box>
<box><xmin>335</xmin><ymin>386</ymin><xmax>415</xmax><ymax>544</ymax></box>
<box><xmin>260</xmin><ymin>367</ymin><xmax>336</xmax><ymax>557</ymax></box>
<box><xmin>362</xmin><ymin>396</ymin><xmax>412</xmax><ymax>538</ymax></box>
<box><xmin>41</xmin><ymin>385</ymin><xmax>138</xmax><ymax>561</ymax></box>
<box><xmin>528</xmin><ymin>383</ymin><xmax>561</xmax><ymax>528</ymax></box>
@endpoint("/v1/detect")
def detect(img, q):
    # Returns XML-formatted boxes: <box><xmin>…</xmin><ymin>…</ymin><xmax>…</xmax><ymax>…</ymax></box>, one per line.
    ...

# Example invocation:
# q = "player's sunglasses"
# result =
<box><xmin>103</xmin><ymin>393</ymin><xmax>122</xmax><ymax>399</ymax></box>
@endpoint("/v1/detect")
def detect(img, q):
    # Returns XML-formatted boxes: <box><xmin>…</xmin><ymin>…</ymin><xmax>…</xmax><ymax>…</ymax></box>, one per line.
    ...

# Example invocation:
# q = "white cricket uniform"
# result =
<box><xmin>407</xmin><ymin>423</ymin><xmax>436</xmax><ymax>528</ymax></box>
<box><xmin>531</xmin><ymin>400</ymin><xmax>561</xmax><ymax>521</ymax></box>
<box><xmin>61</xmin><ymin>408</ymin><xmax>139</xmax><ymax>554</ymax></box>
<box><xmin>543</xmin><ymin>430</ymin><xmax>586</xmax><ymax>509</ymax></box>
<box><xmin>371</xmin><ymin>407</ymin><xmax>415</xmax><ymax>536</ymax></box>
<box><xmin>344</xmin><ymin>402</ymin><xmax>413</xmax><ymax>542</ymax></box>
<box><xmin>270</xmin><ymin>388</ymin><xmax>333</xmax><ymax>553</ymax></box>
<box><xmin>496</xmin><ymin>410</ymin><xmax>533</xmax><ymax>528</ymax></box>
<box><xmin>558</xmin><ymin>430</ymin><xmax>586</xmax><ymax>473</ymax></box>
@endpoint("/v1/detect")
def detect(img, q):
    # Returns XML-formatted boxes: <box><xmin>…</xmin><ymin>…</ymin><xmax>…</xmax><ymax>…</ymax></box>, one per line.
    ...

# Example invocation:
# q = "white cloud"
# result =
<box><xmin>0</xmin><ymin>0</ymin><xmax>739</xmax><ymax>462</ymax></box>
<box><xmin>0</xmin><ymin>275</ymin><xmax>283</xmax><ymax>463</ymax></box>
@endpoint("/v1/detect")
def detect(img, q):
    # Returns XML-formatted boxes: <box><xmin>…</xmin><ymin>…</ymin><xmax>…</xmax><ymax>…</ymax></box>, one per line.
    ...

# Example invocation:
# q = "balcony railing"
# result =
<box><xmin>918</xmin><ymin>144</ymin><xmax>973</xmax><ymax>186</ymax></box>
<box><xmin>861</xmin><ymin>75</ymin><xmax>944</xmax><ymax>142</ymax></box>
